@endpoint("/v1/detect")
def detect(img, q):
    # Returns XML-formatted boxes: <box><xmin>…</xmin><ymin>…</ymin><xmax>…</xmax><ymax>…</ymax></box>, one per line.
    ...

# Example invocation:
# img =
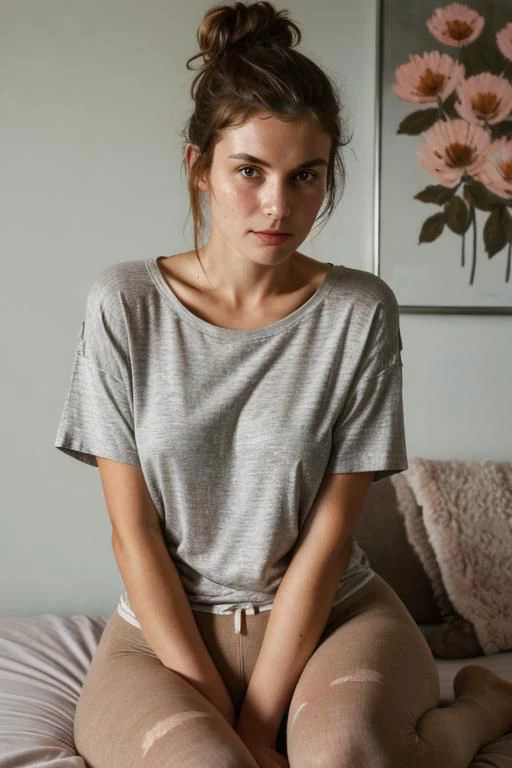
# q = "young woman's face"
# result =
<box><xmin>192</xmin><ymin>113</ymin><xmax>332</xmax><ymax>264</ymax></box>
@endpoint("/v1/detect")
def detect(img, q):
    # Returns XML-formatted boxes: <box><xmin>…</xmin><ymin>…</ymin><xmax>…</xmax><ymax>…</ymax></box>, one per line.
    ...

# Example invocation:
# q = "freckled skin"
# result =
<box><xmin>184</xmin><ymin>113</ymin><xmax>332</xmax><ymax>303</ymax></box>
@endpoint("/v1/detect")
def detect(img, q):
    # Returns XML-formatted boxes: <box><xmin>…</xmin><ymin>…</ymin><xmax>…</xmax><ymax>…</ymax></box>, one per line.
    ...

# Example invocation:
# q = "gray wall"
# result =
<box><xmin>1</xmin><ymin>0</ymin><xmax>510</xmax><ymax>617</ymax></box>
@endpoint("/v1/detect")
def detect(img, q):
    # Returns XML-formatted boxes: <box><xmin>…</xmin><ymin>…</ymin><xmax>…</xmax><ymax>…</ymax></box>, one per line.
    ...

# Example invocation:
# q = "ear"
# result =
<box><xmin>185</xmin><ymin>143</ymin><xmax>209</xmax><ymax>192</ymax></box>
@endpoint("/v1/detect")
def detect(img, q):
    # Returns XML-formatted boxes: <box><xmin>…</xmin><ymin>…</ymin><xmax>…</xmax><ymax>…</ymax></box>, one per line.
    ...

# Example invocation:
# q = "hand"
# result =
<box><xmin>236</xmin><ymin>720</ymin><xmax>288</xmax><ymax>767</ymax></box>
<box><xmin>235</xmin><ymin>697</ymin><xmax>289</xmax><ymax>766</ymax></box>
<box><xmin>237</xmin><ymin>738</ymin><xmax>289</xmax><ymax>768</ymax></box>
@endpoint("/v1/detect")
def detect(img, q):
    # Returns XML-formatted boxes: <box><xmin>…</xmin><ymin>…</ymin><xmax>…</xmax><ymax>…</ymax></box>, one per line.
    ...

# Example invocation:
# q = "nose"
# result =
<box><xmin>261</xmin><ymin>180</ymin><xmax>292</xmax><ymax>219</ymax></box>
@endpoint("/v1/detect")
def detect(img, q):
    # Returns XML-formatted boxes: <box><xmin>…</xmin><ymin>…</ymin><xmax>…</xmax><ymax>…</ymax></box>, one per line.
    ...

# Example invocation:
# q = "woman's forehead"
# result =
<box><xmin>216</xmin><ymin>115</ymin><xmax>331</xmax><ymax>160</ymax></box>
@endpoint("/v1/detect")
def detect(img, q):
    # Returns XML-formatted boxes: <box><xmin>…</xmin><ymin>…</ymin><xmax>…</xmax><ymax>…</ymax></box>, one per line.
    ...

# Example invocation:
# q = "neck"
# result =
<box><xmin>195</xmin><ymin>246</ymin><xmax>298</xmax><ymax>311</ymax></box>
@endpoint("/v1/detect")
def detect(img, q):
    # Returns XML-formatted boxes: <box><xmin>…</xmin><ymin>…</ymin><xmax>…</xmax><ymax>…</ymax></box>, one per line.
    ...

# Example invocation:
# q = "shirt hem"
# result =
<box><xmin>116</xmin><ymin>570</ymin><xmax>377</xmax><ymax>633</ymax></box>
<box><xmin>331</xmin><ymin>570</ymin><xmax>376</xmax><ymax>606</ymax></box>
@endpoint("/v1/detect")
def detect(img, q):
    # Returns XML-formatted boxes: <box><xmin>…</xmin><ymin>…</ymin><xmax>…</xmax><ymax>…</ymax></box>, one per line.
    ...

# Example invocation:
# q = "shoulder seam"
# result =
<box><xmin>355</xmin><ymin>360</ymin><xmax>402</xmax><ymax>386</ymax></box>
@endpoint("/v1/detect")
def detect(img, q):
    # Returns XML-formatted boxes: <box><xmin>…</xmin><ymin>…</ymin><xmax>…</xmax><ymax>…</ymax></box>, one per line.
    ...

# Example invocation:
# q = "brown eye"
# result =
<box><xmin>296</xmin><ymin>170</ymin><xmax>317</xmax><ymax>184</ymax></box>
<box><xmin>239</xmin><ymin>167</ymin><xmax>257</xmax><ymax>178</ymax></box>
<box><xmin>239</xmin><ymin>167</ymin><xmax>318</xmax><ymax>184</ymax></box>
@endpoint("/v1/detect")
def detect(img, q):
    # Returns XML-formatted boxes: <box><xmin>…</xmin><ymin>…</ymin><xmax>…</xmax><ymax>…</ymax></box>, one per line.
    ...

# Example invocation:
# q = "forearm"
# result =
<box><xmin>112</xmin><ymin>529</ymin><xmax>234</xmax><ymax>724</ymax></box>
<box><xmin>238</xmin><ymin>539</ymin><xmax>353</xmax><ymax>742</ymax></box>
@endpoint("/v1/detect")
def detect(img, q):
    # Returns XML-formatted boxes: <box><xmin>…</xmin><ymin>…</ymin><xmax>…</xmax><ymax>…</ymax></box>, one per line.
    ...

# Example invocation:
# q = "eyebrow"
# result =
<box><xmin>228</xmin><ymin>153</ymin><xmax>328</xmax><ymax>170</ymax></box>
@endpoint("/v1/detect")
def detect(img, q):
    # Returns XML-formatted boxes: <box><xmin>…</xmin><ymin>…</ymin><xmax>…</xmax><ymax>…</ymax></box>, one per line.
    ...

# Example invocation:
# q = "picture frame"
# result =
<box><xmin>374</xmin><ymin>0</ymin><xmax>512</xmax><ymax>314</ymax></box>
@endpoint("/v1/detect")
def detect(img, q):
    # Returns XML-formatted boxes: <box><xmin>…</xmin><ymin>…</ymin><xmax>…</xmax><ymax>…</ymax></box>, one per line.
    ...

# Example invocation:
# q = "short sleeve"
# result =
<box><xmin>326</xmin><ymin>283</ymin><xmax>408</xmax><ymax>483</ymax></box>
<box><xmin>54</xmin><ymin>271</ymin><xmax>140</xmax><ymax>468</ymax></box>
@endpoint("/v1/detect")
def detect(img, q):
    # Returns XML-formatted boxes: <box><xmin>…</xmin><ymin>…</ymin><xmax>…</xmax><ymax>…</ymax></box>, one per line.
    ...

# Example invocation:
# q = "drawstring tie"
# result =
<box><xmin>233</xmin><ymin>604</ymin><xmax>260</xmax><ymax>634</ymax></box>
<box><xmin>188</xmin><ymin>599</ymin><xmax>274</xmax><ymax>634</ymax></box>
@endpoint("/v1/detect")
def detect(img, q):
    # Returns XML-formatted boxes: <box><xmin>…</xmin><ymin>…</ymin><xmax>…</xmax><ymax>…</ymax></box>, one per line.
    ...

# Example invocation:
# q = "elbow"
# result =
<box><xmin>111</xmin><ymin>525</ymin><xmax>160</xmax><ymax>556</ymax></box>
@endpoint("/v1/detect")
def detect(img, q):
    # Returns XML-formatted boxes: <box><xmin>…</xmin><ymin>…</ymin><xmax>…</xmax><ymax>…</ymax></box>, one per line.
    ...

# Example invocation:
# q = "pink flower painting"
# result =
<box><xmin>392</xmin><ymin>1</ymin><xmax>512</xmax><ymax>286</ymax></box>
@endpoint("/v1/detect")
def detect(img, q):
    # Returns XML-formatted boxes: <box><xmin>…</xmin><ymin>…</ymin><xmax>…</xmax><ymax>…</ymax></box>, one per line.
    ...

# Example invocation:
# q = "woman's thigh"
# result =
<box><xmin>74</xmin><ymin>610</ymin><xmax>259</xmax><ymax>768</ymax></box>
<box><xmin>286</xmin><ymin>573</ymin><xmax>441</xmax><ymax>768</ymax></box>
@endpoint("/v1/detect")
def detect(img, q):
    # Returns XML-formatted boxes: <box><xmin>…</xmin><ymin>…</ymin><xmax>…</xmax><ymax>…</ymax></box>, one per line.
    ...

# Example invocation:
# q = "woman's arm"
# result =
<box><xmin>97</xmin><ymin>456</ymin><xmax>236</xmax><ymax>727</ymax></box>
<box><xmin>236</xmin><ymin>470</ymin><xmax>374</xmax><ymax>745</ymax></box>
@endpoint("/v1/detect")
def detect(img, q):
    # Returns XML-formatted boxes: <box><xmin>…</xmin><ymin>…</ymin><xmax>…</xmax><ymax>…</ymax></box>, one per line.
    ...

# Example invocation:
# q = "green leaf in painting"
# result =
<box><xmin>419</xmin><ymin>212</ymin><xmax>445</xmax><ymax>243</ymax></box>
<box><xmin>483</xmin><ymin>208</ymin><xmax>508</xmax><ymax>257</ymax></box>
<box><xmin>501</xmin><ymin>207</ymin><xmax>512</xmax><ymax>244</ymax></box>
<box><xmin>397</xmin><ymin>109</ymin><xmax>440</xmax><ymax>136</ymax></box>
<box><xmin>490</xmin><ymin>122</ymin><xmax>512</xmax><ymax>140</ymax></box>
<box><xmin>464</xmin><ymin>181</ymin><xmax>505</xmax><ymax>211</ymax></box>
<box><xmin>445</xmin><ymin>197</ymin><xmax>472</xmax><ymax>234</ymax></box>
<box><xmin>415</xmin><ymin>185</ymin><xmax>455</xmax><ymax>205</ymax></box>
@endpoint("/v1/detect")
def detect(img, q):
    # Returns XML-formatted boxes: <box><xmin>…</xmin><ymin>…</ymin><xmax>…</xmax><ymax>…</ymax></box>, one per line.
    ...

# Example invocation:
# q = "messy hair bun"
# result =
<box><xmin>180</xmin><ymin>1</ymin><xmax>352</xmax><ymax>263</ymax></box>
<box><xmin>189</xmin><ymin>1</ymin><xmax>301</xmax><ymax>70</ymax></box>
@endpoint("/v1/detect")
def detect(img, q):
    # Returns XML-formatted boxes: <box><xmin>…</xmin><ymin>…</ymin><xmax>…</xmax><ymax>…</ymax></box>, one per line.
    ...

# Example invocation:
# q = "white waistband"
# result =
<box><xmin>117</xmin><ymin>572</ymin><xmax>375</xmax><ymax>636</ymax></box>
<box><xmin>190</xmin><ymin>600</ymin><xmax>274</xmax><ymax>634</ymax></box>
<box><xmin>118</xmin><ymin>592</ymin><xmax>275</xmax><ymax>634</ymax></box>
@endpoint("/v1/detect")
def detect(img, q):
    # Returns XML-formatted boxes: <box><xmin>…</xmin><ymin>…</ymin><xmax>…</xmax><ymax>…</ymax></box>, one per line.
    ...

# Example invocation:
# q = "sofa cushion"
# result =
<box><xmin>355</xmin><ymin>475</ymin><xmax>488</xmax><ymax>658</ymax></box>
<box><xmin>354</xmin><ymin>477</ymin><xmax>442</xmax><ymax>624</ymax></box>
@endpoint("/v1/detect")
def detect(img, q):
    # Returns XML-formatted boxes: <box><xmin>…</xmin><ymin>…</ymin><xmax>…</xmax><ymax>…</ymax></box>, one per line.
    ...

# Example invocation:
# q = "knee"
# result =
<box><xmin>294</xmin><ymin>733</ymin><xmax>395</xmax><ymax>768</ymax></box>
<box><xmin>291</xmin><ymin>733</ymin><xmax>412</xmax><ymax>768</ymax></box>
<box><xmin>288</xmin><ymin>702</ymin><xmax>416</xmax><ymax>768</ymax></box>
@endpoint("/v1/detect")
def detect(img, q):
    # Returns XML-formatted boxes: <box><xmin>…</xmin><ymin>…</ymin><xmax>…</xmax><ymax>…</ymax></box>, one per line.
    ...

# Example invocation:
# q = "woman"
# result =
<box><xmin>55</xmin><ymin>2</ymin><xmax>512</xmax><ymax>767</ymax></box>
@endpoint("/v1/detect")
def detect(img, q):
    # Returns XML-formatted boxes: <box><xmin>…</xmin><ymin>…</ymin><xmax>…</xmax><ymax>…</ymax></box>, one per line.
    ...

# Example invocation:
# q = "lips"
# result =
<box><xmin>252</xmin><ymin>232</ymin><xmax>291</xmax><ymax>244</ymax></box>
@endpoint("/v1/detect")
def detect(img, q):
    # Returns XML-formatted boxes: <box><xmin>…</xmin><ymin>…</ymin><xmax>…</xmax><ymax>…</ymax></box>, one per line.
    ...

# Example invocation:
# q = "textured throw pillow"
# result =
<box><xmin>391</xmin><ymin>468</ymin><xmax>485</xmax><ymax>659</ymax></box>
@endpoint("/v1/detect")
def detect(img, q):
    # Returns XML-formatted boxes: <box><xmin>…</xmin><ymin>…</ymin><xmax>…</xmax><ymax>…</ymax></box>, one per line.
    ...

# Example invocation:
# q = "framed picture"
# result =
<box><xmin>375</xmin><ymin>0</ymin><xmax>512</xmax><ymax>314</ymax></box>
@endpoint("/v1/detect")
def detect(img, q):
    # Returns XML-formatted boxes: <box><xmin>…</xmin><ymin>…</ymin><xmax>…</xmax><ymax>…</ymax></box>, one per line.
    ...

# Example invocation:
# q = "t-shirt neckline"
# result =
<box><xmin>145</xmin><ymin>255</ymin><xmax>341</xmax><ymax>340</ymax></box>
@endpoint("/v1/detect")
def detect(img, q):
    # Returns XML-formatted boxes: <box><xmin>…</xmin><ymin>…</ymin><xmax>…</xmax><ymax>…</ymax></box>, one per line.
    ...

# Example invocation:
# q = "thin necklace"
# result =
<box><xmin>196</xmin><ymin>249</ymin><xmax>218</xmax><ymax>291</ymax></box>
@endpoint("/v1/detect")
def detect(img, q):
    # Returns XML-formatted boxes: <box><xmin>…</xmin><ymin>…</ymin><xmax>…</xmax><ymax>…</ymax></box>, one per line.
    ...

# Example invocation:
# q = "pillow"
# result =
<box><xmin>0</xmin><ymin>614</ymin><xmax>106</xmax><ymax>766</ymax></box>
<box><xmin>354</xmin><ymin>476</ymin><xmax>443</xmax><ymax>624</ymax></box>
<box><xmin>419</xmin><ymin>620</ymin><xmax>484</xmax><ymax>660</ymax></box>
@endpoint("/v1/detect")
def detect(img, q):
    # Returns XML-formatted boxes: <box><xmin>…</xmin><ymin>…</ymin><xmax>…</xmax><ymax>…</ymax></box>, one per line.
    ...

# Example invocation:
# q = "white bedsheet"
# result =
<box><xmin>0</xmin><ymin>615</ymin><xmax>106</xmax><ymax>767</ymax></box>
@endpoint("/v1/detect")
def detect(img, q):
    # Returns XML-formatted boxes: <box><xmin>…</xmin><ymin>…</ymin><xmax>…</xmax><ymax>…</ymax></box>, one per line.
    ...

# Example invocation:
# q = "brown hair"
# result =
<box><xmin>180</xmin><ymin>0</ymin><xmax>352</xmax><ymax>260</ymax></box>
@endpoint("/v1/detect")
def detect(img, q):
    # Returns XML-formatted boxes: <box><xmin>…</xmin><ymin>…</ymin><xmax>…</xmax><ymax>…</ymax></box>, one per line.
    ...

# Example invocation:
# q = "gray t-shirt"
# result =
<box><xmin>55</xmin><ymin>256</ymin><xmax>407</xmax><ymax>632</ymax></box>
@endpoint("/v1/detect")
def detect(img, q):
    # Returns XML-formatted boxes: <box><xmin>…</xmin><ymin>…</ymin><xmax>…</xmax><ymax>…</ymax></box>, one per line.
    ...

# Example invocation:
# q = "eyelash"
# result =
<box><xmin>238</xmin><ymin>166</ymin><xmax>318</xmax><ymax>184</ymax></box>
